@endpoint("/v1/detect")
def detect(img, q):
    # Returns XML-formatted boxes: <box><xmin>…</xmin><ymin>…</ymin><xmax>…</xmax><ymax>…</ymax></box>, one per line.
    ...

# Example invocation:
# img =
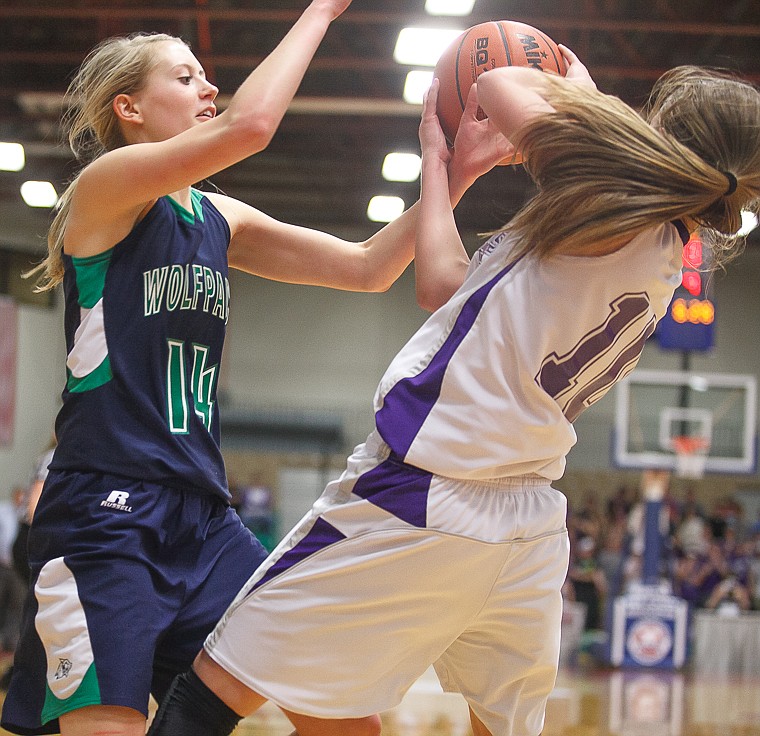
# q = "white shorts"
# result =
<box><xmin>206</xmin><ymin>433</ymin><xmax>570</xmax><ymax>736</ymax></box>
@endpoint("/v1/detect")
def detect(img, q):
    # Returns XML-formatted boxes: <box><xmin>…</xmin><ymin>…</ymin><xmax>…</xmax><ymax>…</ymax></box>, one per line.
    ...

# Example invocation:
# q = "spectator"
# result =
<box><xmin>690</xmin><ymin>540</ymin><xmax>730</xmax><ymax>607</ymax></box>
<box><xmin>672</xmin><ymin>552</ymin><xmax>703</xmax><ymax>608</ymax></box>
<box><xmin>747</xmin><ymin>526</ymin><xmax>760</xmax><ymax>609</ymax></box>
<box><xmin>0</xmin><ymin>486</ymin><xmax>25</xmax><ymax>656</ymax></box>
<box><xmin>568</xmin><ymin>536</ymin><xmax>607</xmax><ymax>630</ymax></box>
<box><xmin>597</xmin><ymin>503</ymin><xmax>628</xmax><ymax>598</ymax></box>
<box><xmin>704</xmin><ymin>574</ymin><xmax>751</xmax><ymax>614</ymax></box>
<box><xmin>675</xmin><ymin>501</ymin><xmax>708</xmax><ymax>557</ymax></box>
<box><xmin>573</xmin><ymin>492</ymin><xmax>603</xmax><ymax>543</ymax></box>
<box><xmin>606</xmin><ymin>484</ymin><xmax>634</xmax><ymax>521</ymax></box>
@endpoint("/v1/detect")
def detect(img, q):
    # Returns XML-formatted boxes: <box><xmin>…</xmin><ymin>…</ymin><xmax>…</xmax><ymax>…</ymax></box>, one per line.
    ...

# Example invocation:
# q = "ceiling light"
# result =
<box><xmin>394</xmin><ymin>27</ymin><xmax>463</xmax><ymax>67</ymax></box>
<box><xmin>367</xmin><ymin>195</ymin><xmax>405</xmax><ymax>223</ymax></box>
<box><xmin>20</xmin><ymin>180</ymin><xmax>58</xmax><ymax>208</ymax></box>
<box><xmin>425</xmin><ymin>0</ymin><xmax>476</xmax><ymax>16</ymax></box>
<box><xmin>0</xmin><ymin>142</ymin><xmax>25</xmax><ymax>171</ymax></box>
<box><xmin>737</xmin><ymin>210</ymin><xmax>759</xmax><ymax>237</ymax></box>
<box><xmin>403</xmin><ymin>70</ymin><xmax>434</xmax><ymax>105</ymax></box>
<box><xmin>382</xmin><ymin>153</ymin><xmax>422</xmax><ymax>182</ymax></box>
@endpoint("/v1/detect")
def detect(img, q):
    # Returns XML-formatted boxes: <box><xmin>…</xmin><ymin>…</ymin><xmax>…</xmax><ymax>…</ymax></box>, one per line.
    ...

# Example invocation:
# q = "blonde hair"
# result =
<box><xmin>28</xmin><ymin>33</ymin><xmax>188</xmax><ymax>291</ymax></box>
<box><xmin>501</xmin><ymin>66</ymin><xmax>760</xmax><ymax>266</ymax></box>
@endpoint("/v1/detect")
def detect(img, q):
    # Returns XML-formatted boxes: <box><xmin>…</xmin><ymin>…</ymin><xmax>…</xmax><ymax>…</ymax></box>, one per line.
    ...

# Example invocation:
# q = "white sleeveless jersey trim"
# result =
<box><xmin>374</xmin><ymin>224</ymin><xmax>683</xmax><ymax>481</ymax></box>
<box><xmin>66</xmin><ymin>299</ymin><xmax>107</xmax><ymax>378</ymax></box>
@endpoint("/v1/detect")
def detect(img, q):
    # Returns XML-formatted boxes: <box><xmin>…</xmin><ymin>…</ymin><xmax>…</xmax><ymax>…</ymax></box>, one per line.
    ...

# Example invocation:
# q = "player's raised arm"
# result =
<box><xmin>476</xmin><ymin>45</ymin><xmax>595</xmax><ymax>160</ymax></box>
<box><xmin>69</xmin><ymin>0</ymin><xmax>353</xmax><ymax>255</ymax></box>
<box><xmin>415</xmin><ymin>79</ymin><xmax>470</xmax><ymax>311</ymax></box>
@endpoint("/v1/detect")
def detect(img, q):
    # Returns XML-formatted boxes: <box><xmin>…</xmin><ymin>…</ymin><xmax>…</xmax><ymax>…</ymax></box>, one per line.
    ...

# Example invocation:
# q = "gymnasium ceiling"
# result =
<box><xmin>1</xmin><ymin>0</ymin><xmax>760</xmax><ymax>258</ymax></box>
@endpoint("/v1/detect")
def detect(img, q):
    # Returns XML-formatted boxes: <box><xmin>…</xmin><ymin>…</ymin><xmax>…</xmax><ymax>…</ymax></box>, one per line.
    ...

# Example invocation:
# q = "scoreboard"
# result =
<box><xmin>656</xmin><ymin>236</ymin><xmax>715</xmax><ymax>351</ymax></box>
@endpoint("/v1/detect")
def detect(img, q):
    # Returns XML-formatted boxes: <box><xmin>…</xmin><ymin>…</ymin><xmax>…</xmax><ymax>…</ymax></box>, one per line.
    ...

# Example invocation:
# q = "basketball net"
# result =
<box><xmin>670</xmin><ymin>435</ymin><xmax>710</xmax><ymax>479</ymax></box>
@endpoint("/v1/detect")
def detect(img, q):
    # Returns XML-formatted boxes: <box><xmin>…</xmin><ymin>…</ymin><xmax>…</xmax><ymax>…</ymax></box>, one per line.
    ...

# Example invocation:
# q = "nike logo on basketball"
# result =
<box><xmin>100</xmin><ymin>490</ymin><xmax>133</xmax><ymax>512</ymax></box>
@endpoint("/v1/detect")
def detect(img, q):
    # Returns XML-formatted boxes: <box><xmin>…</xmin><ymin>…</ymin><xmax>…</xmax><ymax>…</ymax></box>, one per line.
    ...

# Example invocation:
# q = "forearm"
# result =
<box><xmin>415</xmin><ymin>155</ymin><xmax>470</xmax><ymax>311</ymax></box>
<box><xmin>358</xmin><ymin>151</ymin><xmax>489</xmax><ymax>296</ymax></box>
<box><xmin>477</xmin><ymin>67</ymin><xmax>554</xmax><ymax>151</ymax></box>
<box><xmin>223</xmin><ymin>2</ymin><xmax>343</xmax><ymax>144</ymax></box>
<box><xmin>359</xmin><ymin>202</ymin><xmax>419</xmax><ymax>291</ymax></box>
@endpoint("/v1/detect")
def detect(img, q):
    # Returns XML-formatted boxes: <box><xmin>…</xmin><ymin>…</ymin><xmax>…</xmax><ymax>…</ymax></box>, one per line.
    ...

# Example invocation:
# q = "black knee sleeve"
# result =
<box><xmin>147</xmin><ymin>668</ymin><xmax>242</xmax><ymax>736</ymax></box>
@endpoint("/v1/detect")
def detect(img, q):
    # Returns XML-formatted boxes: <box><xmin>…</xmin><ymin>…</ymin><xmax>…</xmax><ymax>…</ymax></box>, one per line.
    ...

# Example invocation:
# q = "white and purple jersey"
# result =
<box><xmin>375</xmin><ymin>222</ymin><xmax>687</xmax><ymax>481</ymax></box>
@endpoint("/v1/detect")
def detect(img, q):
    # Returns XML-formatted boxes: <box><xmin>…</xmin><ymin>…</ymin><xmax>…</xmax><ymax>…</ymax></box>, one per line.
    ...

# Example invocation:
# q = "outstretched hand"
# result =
<box><xmin>419</xmin><ymin>78</ymin><xmax>452</xmax><ymax>166</ymax></box>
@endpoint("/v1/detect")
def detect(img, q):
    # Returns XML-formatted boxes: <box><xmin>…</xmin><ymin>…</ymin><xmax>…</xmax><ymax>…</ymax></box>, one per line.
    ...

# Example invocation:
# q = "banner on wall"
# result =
<box><xmin>0</xmin><ymin>296</ymin><xmax>18</xmax><ymax>446</ymax></box>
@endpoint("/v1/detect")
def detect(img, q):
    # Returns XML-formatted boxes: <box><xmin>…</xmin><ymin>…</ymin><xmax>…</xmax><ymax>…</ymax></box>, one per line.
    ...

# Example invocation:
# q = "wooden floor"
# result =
<box><xmin>229</xmin><ymin>665</ymin><xmax>760</xmax><ymax>736</ymax></box>
<box><xmin>1</xmin><ymin>664</ymin><xmax>758</xmax><ymax>735</ymax></box>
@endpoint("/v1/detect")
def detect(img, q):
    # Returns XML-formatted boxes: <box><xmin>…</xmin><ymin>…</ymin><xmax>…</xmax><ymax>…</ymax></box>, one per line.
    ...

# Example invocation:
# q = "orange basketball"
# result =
<box><xmin>433</xmin><ymin>20</ymin><xmax>566</xmax><ymax>144</ymax></box>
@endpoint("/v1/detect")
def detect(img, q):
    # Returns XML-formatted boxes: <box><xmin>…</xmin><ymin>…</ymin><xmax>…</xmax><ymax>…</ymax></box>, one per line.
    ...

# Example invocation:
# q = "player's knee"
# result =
<box><xmin>468</xmin><ymin>707</ymin><xmax>493</xmax><ymax>736</ymax></box>
<box><xmin>354</xmin><ymin>714</ymin><xmax>382</xmax><ymax>736</ymax></box>
<box><xmin>288</xmin><ymin>712</ymin><xmax>381</xmax><ymax>736</ymax></box>
<box><xmin>146</xmin><ymin>670</ymin><xmax>241</xmax><ymax>736</ymax></box>
<box><xmin>59</xmin><ymin>705</ymin><xmax>146</xmax><ymax>736</ymax></box>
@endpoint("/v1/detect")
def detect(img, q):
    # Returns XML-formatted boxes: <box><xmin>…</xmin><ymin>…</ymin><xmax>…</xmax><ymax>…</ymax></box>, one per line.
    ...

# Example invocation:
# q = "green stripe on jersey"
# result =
<box><xmin>66</xmin><ymin>355</ymin><xmax>112</xmax><ymax>393</ymax></box>
<box><xmin>71</xmin><ymin>249</ymin><xmax>113</xmax><ymax>309</ymax></box>
<box><xmin>41</xmin><ymin>662</ymin><xmax>102</xmax><ymax>724</ymax></box>
<box><xmin>166</xmin><ymin>189</ymin><xmax>205</xmax><ymax>225</ymax></box>
<box><xmin>67</xmin><ymin>252</ymin><xmax>114</xmax><ymax>391</ymax></box>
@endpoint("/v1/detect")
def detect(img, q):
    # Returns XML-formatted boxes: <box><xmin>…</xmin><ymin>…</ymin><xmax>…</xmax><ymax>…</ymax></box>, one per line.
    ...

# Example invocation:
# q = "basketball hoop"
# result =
<box><xmin>670</xmin><ymin>435</ymin><xmax>710</xmax><ymax>479</ymax></box>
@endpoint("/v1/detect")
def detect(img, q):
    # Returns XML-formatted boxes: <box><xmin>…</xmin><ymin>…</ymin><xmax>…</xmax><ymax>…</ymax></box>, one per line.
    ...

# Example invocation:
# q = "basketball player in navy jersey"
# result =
<box><xmin>146</xmin><ymin>46</ymin><xmax>760</xmax><ymax>736</ymax></box>
<box><xmin>0</xmin><ymin>2</ymin><xmax>512</xmax><ymax>735</ymax></box>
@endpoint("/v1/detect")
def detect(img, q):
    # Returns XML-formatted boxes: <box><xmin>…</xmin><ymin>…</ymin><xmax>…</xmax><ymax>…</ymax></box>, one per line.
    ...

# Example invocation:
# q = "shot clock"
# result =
<box><xmin>656</xmin><ymin>235</ymin><xmax>715</xmax><ymax>352</ymax></box>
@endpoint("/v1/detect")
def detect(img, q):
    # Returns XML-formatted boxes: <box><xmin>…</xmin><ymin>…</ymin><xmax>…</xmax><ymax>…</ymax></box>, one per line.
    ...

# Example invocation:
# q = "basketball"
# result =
<box><xmin>433</xmin><ymin>20</ymin><xmax>566</xmax><ymax>144</ymax></box>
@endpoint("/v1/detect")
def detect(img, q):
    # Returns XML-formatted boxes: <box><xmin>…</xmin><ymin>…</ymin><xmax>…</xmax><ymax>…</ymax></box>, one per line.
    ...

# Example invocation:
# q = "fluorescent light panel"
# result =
<box><xmin>425</xmin><ymin>0</ymin><xmax>476</xmax><ymax>16</ymax></box>
<box><xmin>403</xmin><ymin>70</ymin><xmax>435</xmax><ymax>104</ymax></box>
<box><xmin>394</xmin><ymin>27</ymin><xmax>463</xmax><ymax>67</ymax></box>
<box><xmin>382</xmin><ymin>153</ymin><xmax>421</xmax><ymax>182</ymax></box>
<box><xmin>367</xmin><ymin>195</ymin><xmax>405</xmax><ymax>223</ymax></box>
<box><xmin>21</xmin><ymin>180</ymin><xmax>58</xmax><ymax>208</ymax></box>
<box><xmin>0</xmin><ymin>142</ymin><xmax>25</xmax><ymax>171</ymax></box>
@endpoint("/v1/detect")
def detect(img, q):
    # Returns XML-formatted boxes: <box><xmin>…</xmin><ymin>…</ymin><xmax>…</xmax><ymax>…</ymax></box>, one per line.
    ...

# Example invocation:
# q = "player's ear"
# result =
<box><xmin>113</xmin><ymin>94</ymin><xmax>142</xmax><ymax>124</ymax></box>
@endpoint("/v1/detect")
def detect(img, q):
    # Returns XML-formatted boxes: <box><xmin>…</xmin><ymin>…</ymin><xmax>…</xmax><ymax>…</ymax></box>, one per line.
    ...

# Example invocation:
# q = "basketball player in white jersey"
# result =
<box><xmin>148</xmin><ymin>48</ymin><xmax>760</xmax><ymax>736</ymax></box>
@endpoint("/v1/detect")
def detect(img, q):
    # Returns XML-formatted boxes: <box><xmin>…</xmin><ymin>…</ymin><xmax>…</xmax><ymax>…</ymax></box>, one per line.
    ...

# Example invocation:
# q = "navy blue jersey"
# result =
<box><xmin>50</xmin><ymin>191</ymin><xmax>233</xmax><ymax>500</ymax></box>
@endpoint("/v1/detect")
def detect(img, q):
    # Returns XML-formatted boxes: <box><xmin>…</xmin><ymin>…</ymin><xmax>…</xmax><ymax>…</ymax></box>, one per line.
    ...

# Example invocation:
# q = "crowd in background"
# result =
<box><xmin>564</xmin><ymin>482</ymin><xmax>760</xmax><ymax>633</ymax></box>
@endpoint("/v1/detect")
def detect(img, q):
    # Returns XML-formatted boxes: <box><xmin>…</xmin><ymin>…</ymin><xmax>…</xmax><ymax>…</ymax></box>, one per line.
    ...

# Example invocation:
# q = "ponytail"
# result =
<box><xmin>500</xmin><ymin>67</ymin><xmax>760</xmax><ymax>268</ymax></box>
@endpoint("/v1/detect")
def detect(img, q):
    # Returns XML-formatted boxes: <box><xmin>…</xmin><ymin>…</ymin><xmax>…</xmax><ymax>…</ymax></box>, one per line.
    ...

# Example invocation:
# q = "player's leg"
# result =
<box><xmin>159</xmin><ymin>653</ymin><xmax>382</xmax><ymax>736</ymax></box>
<box><xmin>146</xmin><ymin>656</ymin><xmax>250</xmax><ymax>736</ymax></box>
<box><xmin>148</xmin><ymin>652</ymin><xmax>381</xmax><ymax>736</ymax></box>
<box><xmin>190</xmin><ymin>654</ymin><xmax>381</xmax><ymax>736</ymax></box>
<box><xmin>151</xmin><ymin>501</ymin><xmax>268</xmax><ymax>704</ymax></box>
<box><xmin>468</xmin><ymin>707</ymin><xmax>493</xmax><ymax>736</ymax></box>
<box><xmin>1</xmin><ymin>473</ymin><xmax>178</xmax><ymax>734</ymax></box>
<box><xmin>283</xmin><ymin>709</ymin><xmax>381</xmax><ymax>736</ymax></box>
<box><xmin>59</xmin><ymin>705</ymin><xmax>146</xmax><ymax>736</ymax></box>
<box><xmin>194</xmin><ymin>648</ymin><xmax>268</xmax><ymax>715</ymax></box>
<box><xmin>435</xmin><ymin>520</ymin><xmax>569</xmax><ymax>736</ymax></box>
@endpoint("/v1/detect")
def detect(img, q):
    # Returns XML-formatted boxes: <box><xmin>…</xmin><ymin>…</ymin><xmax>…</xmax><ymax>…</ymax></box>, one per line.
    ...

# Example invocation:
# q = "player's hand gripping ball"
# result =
<box><xmin>434</xmin><ymin>20</ymin><xmax>566</xmax><ymax>146</ymax></box>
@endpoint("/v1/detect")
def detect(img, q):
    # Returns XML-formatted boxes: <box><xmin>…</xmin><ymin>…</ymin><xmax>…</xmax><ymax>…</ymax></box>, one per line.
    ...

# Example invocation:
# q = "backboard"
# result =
<box><xmin>613</xmin><ymin>369</ymin><xmax>757</xmax><ymax>475</ymax></box>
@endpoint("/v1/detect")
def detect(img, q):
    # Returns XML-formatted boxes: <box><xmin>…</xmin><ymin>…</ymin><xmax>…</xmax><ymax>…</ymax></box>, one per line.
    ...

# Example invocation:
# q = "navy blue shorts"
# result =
<box><xmin>1</xmin><ymin>470</ymin><xmax>268</xmax><ymax>735</ymax></box>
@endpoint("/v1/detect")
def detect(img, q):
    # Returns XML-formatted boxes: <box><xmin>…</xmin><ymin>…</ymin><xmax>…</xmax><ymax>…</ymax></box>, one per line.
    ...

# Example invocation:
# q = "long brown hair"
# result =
<box><xmin>28</xmin><ymin>33</ymin><xmax>188</xmax><ymax>291</ymax></box>
<box><xmin>501</xmin><ymin>66</ymin><xmax>760</xmax><ymax>266</ymax></box>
